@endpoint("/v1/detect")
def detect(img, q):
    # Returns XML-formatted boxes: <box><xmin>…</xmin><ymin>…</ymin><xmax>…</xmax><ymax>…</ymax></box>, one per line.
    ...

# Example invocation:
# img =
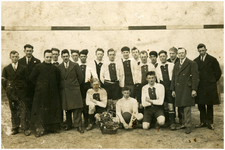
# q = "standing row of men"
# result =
<box><xmin>2</xmin><ymin>43</ymin><xmax>221</xmax><ymax>136</ymax></box>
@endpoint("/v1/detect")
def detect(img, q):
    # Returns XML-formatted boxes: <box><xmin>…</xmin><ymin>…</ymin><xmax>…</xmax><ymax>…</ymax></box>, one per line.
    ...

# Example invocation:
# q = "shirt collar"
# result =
<box><xmin>95</xmin><ymin>59</ymin><xmax>103</xmax><ymax>64</ymax></box>
<box><xmin>140</xmin><ymin>60</ymin><xmax>149</xmax><ymax>66</ymax></box>
<box><xmin>159</xmin><ymin>61</ymin><xmax>169</xmax><ymax>67</ymax></box>
<box><xmin>12</xmin><ymin>62</ymin><xmax>18</xmax><ymax>68</ymax></box>
<box><xmin>122</xmin><ymin>57</ymin><xmax>131</xmax><ymax>62</ymax></box>
<box><xmin>147</xmin><ymin>83</ymin><xmax>156</xmax><ymax>89</ymax></box>
<box><xmin>180</xmin><ymin>57</ymin><xmax>187</xmax><ymax>65</ymax></box>
<box><xmin>201</xmin><ymin>53</ymin><xmax>207</xmax><ymax>61</ymax></box>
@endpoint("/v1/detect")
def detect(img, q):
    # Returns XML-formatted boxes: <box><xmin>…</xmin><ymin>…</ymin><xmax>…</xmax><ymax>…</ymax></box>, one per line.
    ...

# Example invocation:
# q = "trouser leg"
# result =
<box><xmin>8</xmin><ymin>99</ymin><xmax>20</xmax><ymax>130</ymax></box>
<box><xmin>198</xmin><ymin>104</ymin><xmax>206</xmax><ymax>123</ymax></box>
<box><xmin>73</xmin><ymin>108</ymin><xmax>82</xmax><ymax>128</ymax></box>
<box><xmin>178</xmin><ymin>107</ymin><xmax>185</xmax><ymax>125</ymax></box>
<box><xmin>66</xmin><ymin>110</ymin><xmax>73</xmax><ymax>128</ymax></box>
<box><xmin>207</xmin><ymin>105</ymin><xmax>213</xmax><ymax>124</ymax></box>
<box><xmin>183</xmin><ymin>106</ymin><xmax>191</xmax><ymax>128</ymax></box>
<box><xmin>178</xmin><ymin>107</ymin><xmax>182</xmax><ymax>122</ymax></box>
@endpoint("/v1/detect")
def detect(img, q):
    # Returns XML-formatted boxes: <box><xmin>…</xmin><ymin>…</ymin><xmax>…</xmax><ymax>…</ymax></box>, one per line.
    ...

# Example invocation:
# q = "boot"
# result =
<box><xmin>169</xmin><ymin>112</ymin><xmax>176</xmax><ymax>130</ymax></box>
<box><xmin>83</xmin><ymin>112</ymin><xmax>89</xmax><ymax>127</ymax></box>
<box><xmin>86</xmin><ymin>114</ymin><xmax>95</xmax><ymax>131</ymax></box>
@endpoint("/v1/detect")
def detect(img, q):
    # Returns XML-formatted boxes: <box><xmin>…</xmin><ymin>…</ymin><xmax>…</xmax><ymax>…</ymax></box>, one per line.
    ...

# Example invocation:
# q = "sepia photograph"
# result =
<box><xmin>1</xmin><ymin>1</ymin><xmax>224</xmax><ymax>149</ymax></box>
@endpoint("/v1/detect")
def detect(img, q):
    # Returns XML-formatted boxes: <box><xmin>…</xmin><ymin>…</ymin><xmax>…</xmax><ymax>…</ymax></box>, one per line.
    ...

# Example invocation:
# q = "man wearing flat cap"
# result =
<box><xmin>79</xmin><ymin>49</ymin><xmax>98</xmax><ymax>127</ymax></box>
<box><xmin>71</xmin><ymin>50</ymin><xmax>80</xmax><ymax>63</ymax></box>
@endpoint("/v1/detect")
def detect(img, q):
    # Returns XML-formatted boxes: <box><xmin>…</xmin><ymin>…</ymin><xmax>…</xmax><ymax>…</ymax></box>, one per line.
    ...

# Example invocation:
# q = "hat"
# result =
<box><xmin>149</xmin><ymin>51</ymin><xmax>158</xmax><ymax>57</ymax></box>
<box><xmin>79</xmin><ymin>49</ymin><xmax>89</xmax><ymax>55</ymax></box>
<box><xmin>70</xmin><ymin>49</ymin><xmax>79</xmax><ymax>54</ymax></box>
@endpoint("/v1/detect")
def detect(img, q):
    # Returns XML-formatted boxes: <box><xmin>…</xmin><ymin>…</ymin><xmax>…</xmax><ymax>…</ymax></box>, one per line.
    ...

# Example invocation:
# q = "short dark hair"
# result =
<box><xmin>121</xmin><ymin>86</ymin><xmax>131</xmax><ymax>92</ymax></box>
<box><xmin>177</xmin><ymin>47</ymin><xmax>187</xmax><ymax>53</ymax></box>
<box><xmin>61</xmin><ymin>49</ymin><xmax>70</xmax><ymax>56</ymax></box>
<box><xmin>10</xmin><ymin>50</ymin><xmax>19</xmax><ymax>56</ymax></box>
<box><xmin>146</xmin><ymin>71</ymin><xmax>156</xmax><ymax>77</ymax></box>
<box><xmin>158</xmin><ymin>50</ymin><xmax>167</xmax><ymax>56</ymax></box>
<box><xmin>96</xmin><ymin>48</ymin><xmax>104</xmax><ymax>54</ymax></box>
<box><xmin>79</xmin><ymin>49</ymin><xmax>88</xmax><ymax>56</ymax></box>
<box><xmin>169</xmin><ymin>47</ymin><xmax>178</xmax><ymax>53</ymax></box>
<box><xmin>140</xmin><ymin>50</ymin><xmax>148</xmax><ymax>56</ymax></box>
<box><xmin>51</xmin><ymin>48</ymin><xmax>60</xmax><ymax>54</ymax></box>
<box><xmin>121</xmin><ymin>46</ymin><xmax>130</xmax><ymax>52</ymax></box>
<box><xmin>149</xmin><ymin>51</ymin><xmax>158</xmax><ymax>58</ymax></box>
<box><xmin>24</xmin><ymin>44</ymin><xmax>33</xmax><ymax>50</ymax></box>
<box><xmin>44</xmin><ymin>49</ymin><xmax>52</xmax><ymax>56</ymax></box>
<box><xmin>107</xmin><ymin>48</ymin><xmax>115</xmax><ymax>55</ymax></box>
<box><xmin>71</xmin><ymin>50</ymin><xmax>79</xmax><ymax>55</ymax></box>
<box><xmin>197</xmin><ymin>43</ymin><xmax>206</xmax><ymax>49</ymax></box>
<box><xmin>131</xmin><ymin>47</ymin><xmax>139</xmax><ymax>52</ymax></box>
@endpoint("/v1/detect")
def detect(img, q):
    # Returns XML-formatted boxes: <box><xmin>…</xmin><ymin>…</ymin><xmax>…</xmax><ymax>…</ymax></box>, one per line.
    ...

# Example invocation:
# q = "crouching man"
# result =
<box><xmin>116</xmin><ymin>87</ymin><xmax>143</xmax><ymax>129</ymax></box>
<box><xmin>142</xmin><ymin>71</ymin><xmax>165</xmax><ymax>129</ymax></box>
<box><xmin>86</xmin><ymin>78</ymin><xmax>107</xmax><ymax>131</ymax></box>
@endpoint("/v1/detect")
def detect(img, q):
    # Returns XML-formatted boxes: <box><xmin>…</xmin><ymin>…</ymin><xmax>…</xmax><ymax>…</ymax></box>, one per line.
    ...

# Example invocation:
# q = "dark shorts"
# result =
<box><xmin>143</xmin><ymin>106</ymin><xmax>164</xmax><ymax>123</ymax></box>
<box><xmin>104</xmin><ymin>81</ymin><xmax>121</xmax><ymax>100</ymax></box>
<box><xmin>164</xmin><ymin>88</ymin><xmax>175</xmax><ymax>104</ymax></box>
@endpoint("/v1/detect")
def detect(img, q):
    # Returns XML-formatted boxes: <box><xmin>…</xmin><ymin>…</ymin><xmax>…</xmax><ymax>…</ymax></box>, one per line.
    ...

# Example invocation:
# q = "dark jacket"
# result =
<box><xmin>2</xmin><ymin>63</ymin><xmax>28</xmax><ymax>99</ymax></box>
<box><xmin>58</xmin><ymin>61</ymin><xmax>84</xmax><ymax>110</ymax></box>
<box><xmin>194</xmin><ymin>54</ymin><xmax>221</xmax><ymax>105</ymax></box>
<box><xmin>167</xmin><ymin>57</ymin><xmax>179</xmax><ymax>64</ymax></box>
<box><xmin>29</xmin><ymin>62</ymin><xmax>62</xmax><ymax>125</ymax></box>
<box><xmin>170</xmin><ymin>58</ymin><xmax>199</xmax><ymax>107</ymax></box>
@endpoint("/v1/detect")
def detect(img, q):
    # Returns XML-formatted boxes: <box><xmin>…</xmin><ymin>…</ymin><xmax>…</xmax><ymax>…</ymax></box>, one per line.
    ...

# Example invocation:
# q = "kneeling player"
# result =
<box><xmin>116</xmin><ymin>87</ymin><xmax>143</xmax><ymax>129</ymax></box>
<box><xmin>86</xmin><ymin>78</ymin><xmax>107</xmax><ymax>131</ymax></box>
<box><xmin>142</xmin><ymin>71</ymin><xmax>165</xmax><ymax>129</ymax></box>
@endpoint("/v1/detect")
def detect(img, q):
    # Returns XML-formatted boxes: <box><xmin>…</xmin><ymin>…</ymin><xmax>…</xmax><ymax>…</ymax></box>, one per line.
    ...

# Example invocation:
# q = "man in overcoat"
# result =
<box><xmin>170</xmin><ymin>47</ymin><xmax>199</xmax><ymax>134</ymax></box>
<box><xmin>194</xmin><ymin>43</ymin><xmax>221</xmax><ymax>130</ymax></box>
<box><xmin>29</xmin><ymin>50</ymin><xmax>62</xmax><ymax>137</ymax></box>
<box><xmin>18</xmin><ymin>44</ymin><xmax>41</xmax><ymax>116</ymax></box>
<box><xmin>58</xmin><ymin>49</ymin><xmax>84</xmax><ymax>133</ymax></box>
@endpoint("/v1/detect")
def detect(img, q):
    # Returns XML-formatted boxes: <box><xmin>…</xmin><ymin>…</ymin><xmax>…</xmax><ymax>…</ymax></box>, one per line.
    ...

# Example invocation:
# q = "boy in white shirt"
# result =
<box><xmin>116</xmin><ymin>87</ymin><xmax>143</xmax><ymax>129</ymax></box>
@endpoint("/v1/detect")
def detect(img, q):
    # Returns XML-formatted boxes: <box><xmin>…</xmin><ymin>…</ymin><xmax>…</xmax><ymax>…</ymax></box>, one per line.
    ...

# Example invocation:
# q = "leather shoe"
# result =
<box><xmin>180</xmin><ymin>125</ymin><xmax>186</xmax><ymax>129</ymax></box>
<box><xmin>155</xmin><ymin>122</ymin><xmax>160</xmax><ymax>129</ymax></box>
<box><xmin>64</xmin><ymin>126</ymin><xmax>73</xmax><ymax>131</ymax></box>
<box><xmin>24</xmin><ymin>130</ymin><xmax>31</xmax><ymax>136</ymax></box>
<box><xmin>86</xmin><ymin>124</ymin><xmax>93</xmax><ymax>131</ymax></box>
<box><xmin>207</xmin><ymin>124</ymin><xmax>215</xmax><ymax>130</ymax></box>
<box><xmin>77</xmin><ymin>127</ymin><xmax>84</xmax><ymax>133</ymax></box>
<box><xmin>195</xmin><ymin>123</ymin><xmax>207</xmax><ymax>128</ymax></box>
<box><xmin>185</xmin><ymin>127</ymin><xmax>192</xmax><ymax>134</ymax></box>
<box><xmin>11</xmin><ymin>129</ymin><xmax>19</xmax><ymax>135</ymax></box>
<box><xmin>170</xmin><ymin>123</ymin><xmax>176</xmax><ymax>130</ymax></box>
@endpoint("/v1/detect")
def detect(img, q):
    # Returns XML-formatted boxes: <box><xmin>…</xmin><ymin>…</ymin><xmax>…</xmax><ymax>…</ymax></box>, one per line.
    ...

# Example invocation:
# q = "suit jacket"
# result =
<box><xmin>58</xmin><ymin>61</ymin><xmax>84</xmax><ymax>110</ymax></box>
<box><xmin>2</xmin><ymin>63</ymin><xmax>28</xmax><ymax>99</ymax></box>
<box><xmin>194</xmin><ymin>54</ymin><xmax>221</xmax><ymax>105</ymax></box>
<box><xmin>170</xmin><ymin>58</ymin><xmax>199</xmax><ymax>107</ymax></box>
<box><xmin>18</xmin><ymin>56</ymin><xmax>41</xmax><ymax>93</ymax></box>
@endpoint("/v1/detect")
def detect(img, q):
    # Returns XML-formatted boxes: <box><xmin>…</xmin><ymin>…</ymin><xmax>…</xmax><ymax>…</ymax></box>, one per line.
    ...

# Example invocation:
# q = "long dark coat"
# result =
<box><xmin>170</xmin><ymin>58</ymin><xmax>199</xmax><ymax>107</ymax></box>
<box><xmin>194</xmin><ymin>54</ymin><xmax>221</xmax><ymax>105</ymax></box>
<box><xmin>58</xmin><ymin>61</ymin><xmax>84</xmax><ymax>110</ymax></box>
<box><xmin>29</xmin><ymin>62</ymin><xmax>62</xmax><ymax>125</ymax></box>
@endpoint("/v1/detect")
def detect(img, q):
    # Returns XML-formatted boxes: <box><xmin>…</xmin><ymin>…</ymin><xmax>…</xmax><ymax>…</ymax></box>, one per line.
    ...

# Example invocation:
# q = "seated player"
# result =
<box><xmin>86</xmin><ymin>78</ymin><xmax>107</xmax><ymax>131</ymax></box>
<box><xmin>116</xmin><ymin>87</ymin><xmax>143</xmax><ymax>129</ymax></box>
<box><xmin>142</xmin><ymin>71</ymin><xmax>165</xmax><ymax>129</ymax></box>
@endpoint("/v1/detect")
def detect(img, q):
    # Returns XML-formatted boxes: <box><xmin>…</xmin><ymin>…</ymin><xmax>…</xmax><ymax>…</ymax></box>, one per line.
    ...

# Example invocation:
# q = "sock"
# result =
<box><xmin>169</xmin><ymin>111</ymin><xmax>175</xmax><ymax>124</ymax></box>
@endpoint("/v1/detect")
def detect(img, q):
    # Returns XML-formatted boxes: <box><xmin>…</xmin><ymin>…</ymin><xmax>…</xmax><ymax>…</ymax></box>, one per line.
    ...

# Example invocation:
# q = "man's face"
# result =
<box><xmin>44</xmin><ymin>52</ymin><xmax>52</xmax><ymax>64</ymax></box>
<box><xmin>24</xmin><ymin>47</ymin><xmax>33</xmax><ymax>58</ymax></box>
<box><xmin>132</xmin><ymin>49</ymin><xmax>139</xmax><ymax>60</ymax></box>
<box><xmin>96</xmin><ymin>51</ymin><xmax>104</xmax><ymax>61</ymax></box>
<box><xmin>178</xmin><ymin>49</ymin><xmax>187</xmax><ymax>59</ymax></box>
<box><xmin>140</xmin><ymin>53</ymin><xmax>148</xmax><ymax>64</ymax></box>
<box><xmin>122</xmin><ymin>90</ymin><xmax>130</xmax><ymax>99</ymax></box>
<box><xmin>71</xmin><ymin>52</ymin><xmax>79</xmax><ymax>62</ymax></box>
<box><xmin>150</xmin><ymin>55</ymin><xmax>157</xmax><ymax>64</ymax></box>
<box><xmin>108</xmin><ymin>51</ymin><xmax>115</xmax><ymax>61</ymax></box>
<box><xmin>169</xmin><ymin>50</ymin><xmax>177</xmax><ymax>60</ymax></box>
<box><xmin>122</xmin><ymin>51</ymin><xmax>130</xmax><ymax>59</ymax></box>
<box><xmin>61</xmin><ymin>53</ymin><xmax>70</xmax><ymax>63</ymax></box>
<box><xmin>146</xmin><ymin>75</ymin><xmax>156</xmax><ymax>85</ymax></box>
<box><xmin>159</xmin><ymin>53</ymin><xmax>167</xmax><ymax>64</ymax></box>
<box><xmin>52</xmin><ymin>50</ymin><xmax>59</xmax><ymax>61</ymax></box>
<box><xmin>80</xmin><ymin>54</ymin><xmax>87</xmax><ymax>63</ymax></box>
<box><xmin>198</xmin><ymin>47</ymin><xmax>207</xmax><ymax>57</ymax></box>
<box><xmin>10</xmin><ymin>53</ymin><xmax>19</xmax><ymax>63</ymax></box>
<box><xmin>92</xmin><ymin>81</ymin><xmax>99</xmax><ymax>89</ymax></box>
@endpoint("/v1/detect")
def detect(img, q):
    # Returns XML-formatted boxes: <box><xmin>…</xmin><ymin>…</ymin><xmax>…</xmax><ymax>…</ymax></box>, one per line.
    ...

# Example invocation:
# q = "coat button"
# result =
<box><xmin>177</xmin><ymin>83</ymin><xmax>179</xmax><ymax>85</ymax></box>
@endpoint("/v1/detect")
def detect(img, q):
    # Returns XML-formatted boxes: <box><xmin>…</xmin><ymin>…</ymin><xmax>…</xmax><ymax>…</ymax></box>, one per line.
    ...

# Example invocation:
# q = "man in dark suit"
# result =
<box><xmin>58</xmin><ymin>49</ymin><xmax>84</xmax><ymax>133</ymax></box>
<box><xmin>18</xmin><ymin>44</ymin><xmax>41</xmax><ymax>115</ymax></box>
<box><xmin>194</xmin><ymin>43</ymin><xmax>222</xmax><ymax>130</ymax></box>
<box><xmin>51</xmin><ymin>48</ymin><xmax>60</xmax><ymax>66</ymax></box>
<box><xmin>170</xmin><ymin>47</ymin><xmax>199</xmax><ymax>134</ymax></box>
<box><xmin>2</xmin><ymin>51</ymin><xmax>31</xmax><ymax>136</ymax></box>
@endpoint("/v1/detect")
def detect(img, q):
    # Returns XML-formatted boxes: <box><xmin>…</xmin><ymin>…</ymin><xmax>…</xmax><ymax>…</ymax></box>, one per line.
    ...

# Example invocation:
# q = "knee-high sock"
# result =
<box><xmin>89</xmin><ymin>114</ymin><xmax>95</xmax><ymax>125</ymax></box>
<box><xmin>169</xmin><ymin>110</ymin><xmax>175</xmax><ymax>124</ymax></box>
<box><xmin>164</xmin><ymin>109</ymin><xmax>169</xmax><ymax>123</ymax></box>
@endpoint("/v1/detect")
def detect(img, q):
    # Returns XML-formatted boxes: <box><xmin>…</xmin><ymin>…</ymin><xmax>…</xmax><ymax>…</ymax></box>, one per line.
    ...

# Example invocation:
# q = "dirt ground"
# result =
<box><xmin>1</xmin><ymin>90</ymin><xmax>224</xmax><ymax>149</ymax></box>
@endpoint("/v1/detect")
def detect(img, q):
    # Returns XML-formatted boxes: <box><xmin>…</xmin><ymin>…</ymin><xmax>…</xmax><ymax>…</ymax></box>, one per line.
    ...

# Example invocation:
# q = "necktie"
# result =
<box><xmin>201</xmin><ymin>56</ymin><xmax>204</xmax><ymax>62</ymax></box>
<box><xmin>13</xmin><ymin>64</ymin><xmax>16</xmax><ymax>71</ymax></box>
